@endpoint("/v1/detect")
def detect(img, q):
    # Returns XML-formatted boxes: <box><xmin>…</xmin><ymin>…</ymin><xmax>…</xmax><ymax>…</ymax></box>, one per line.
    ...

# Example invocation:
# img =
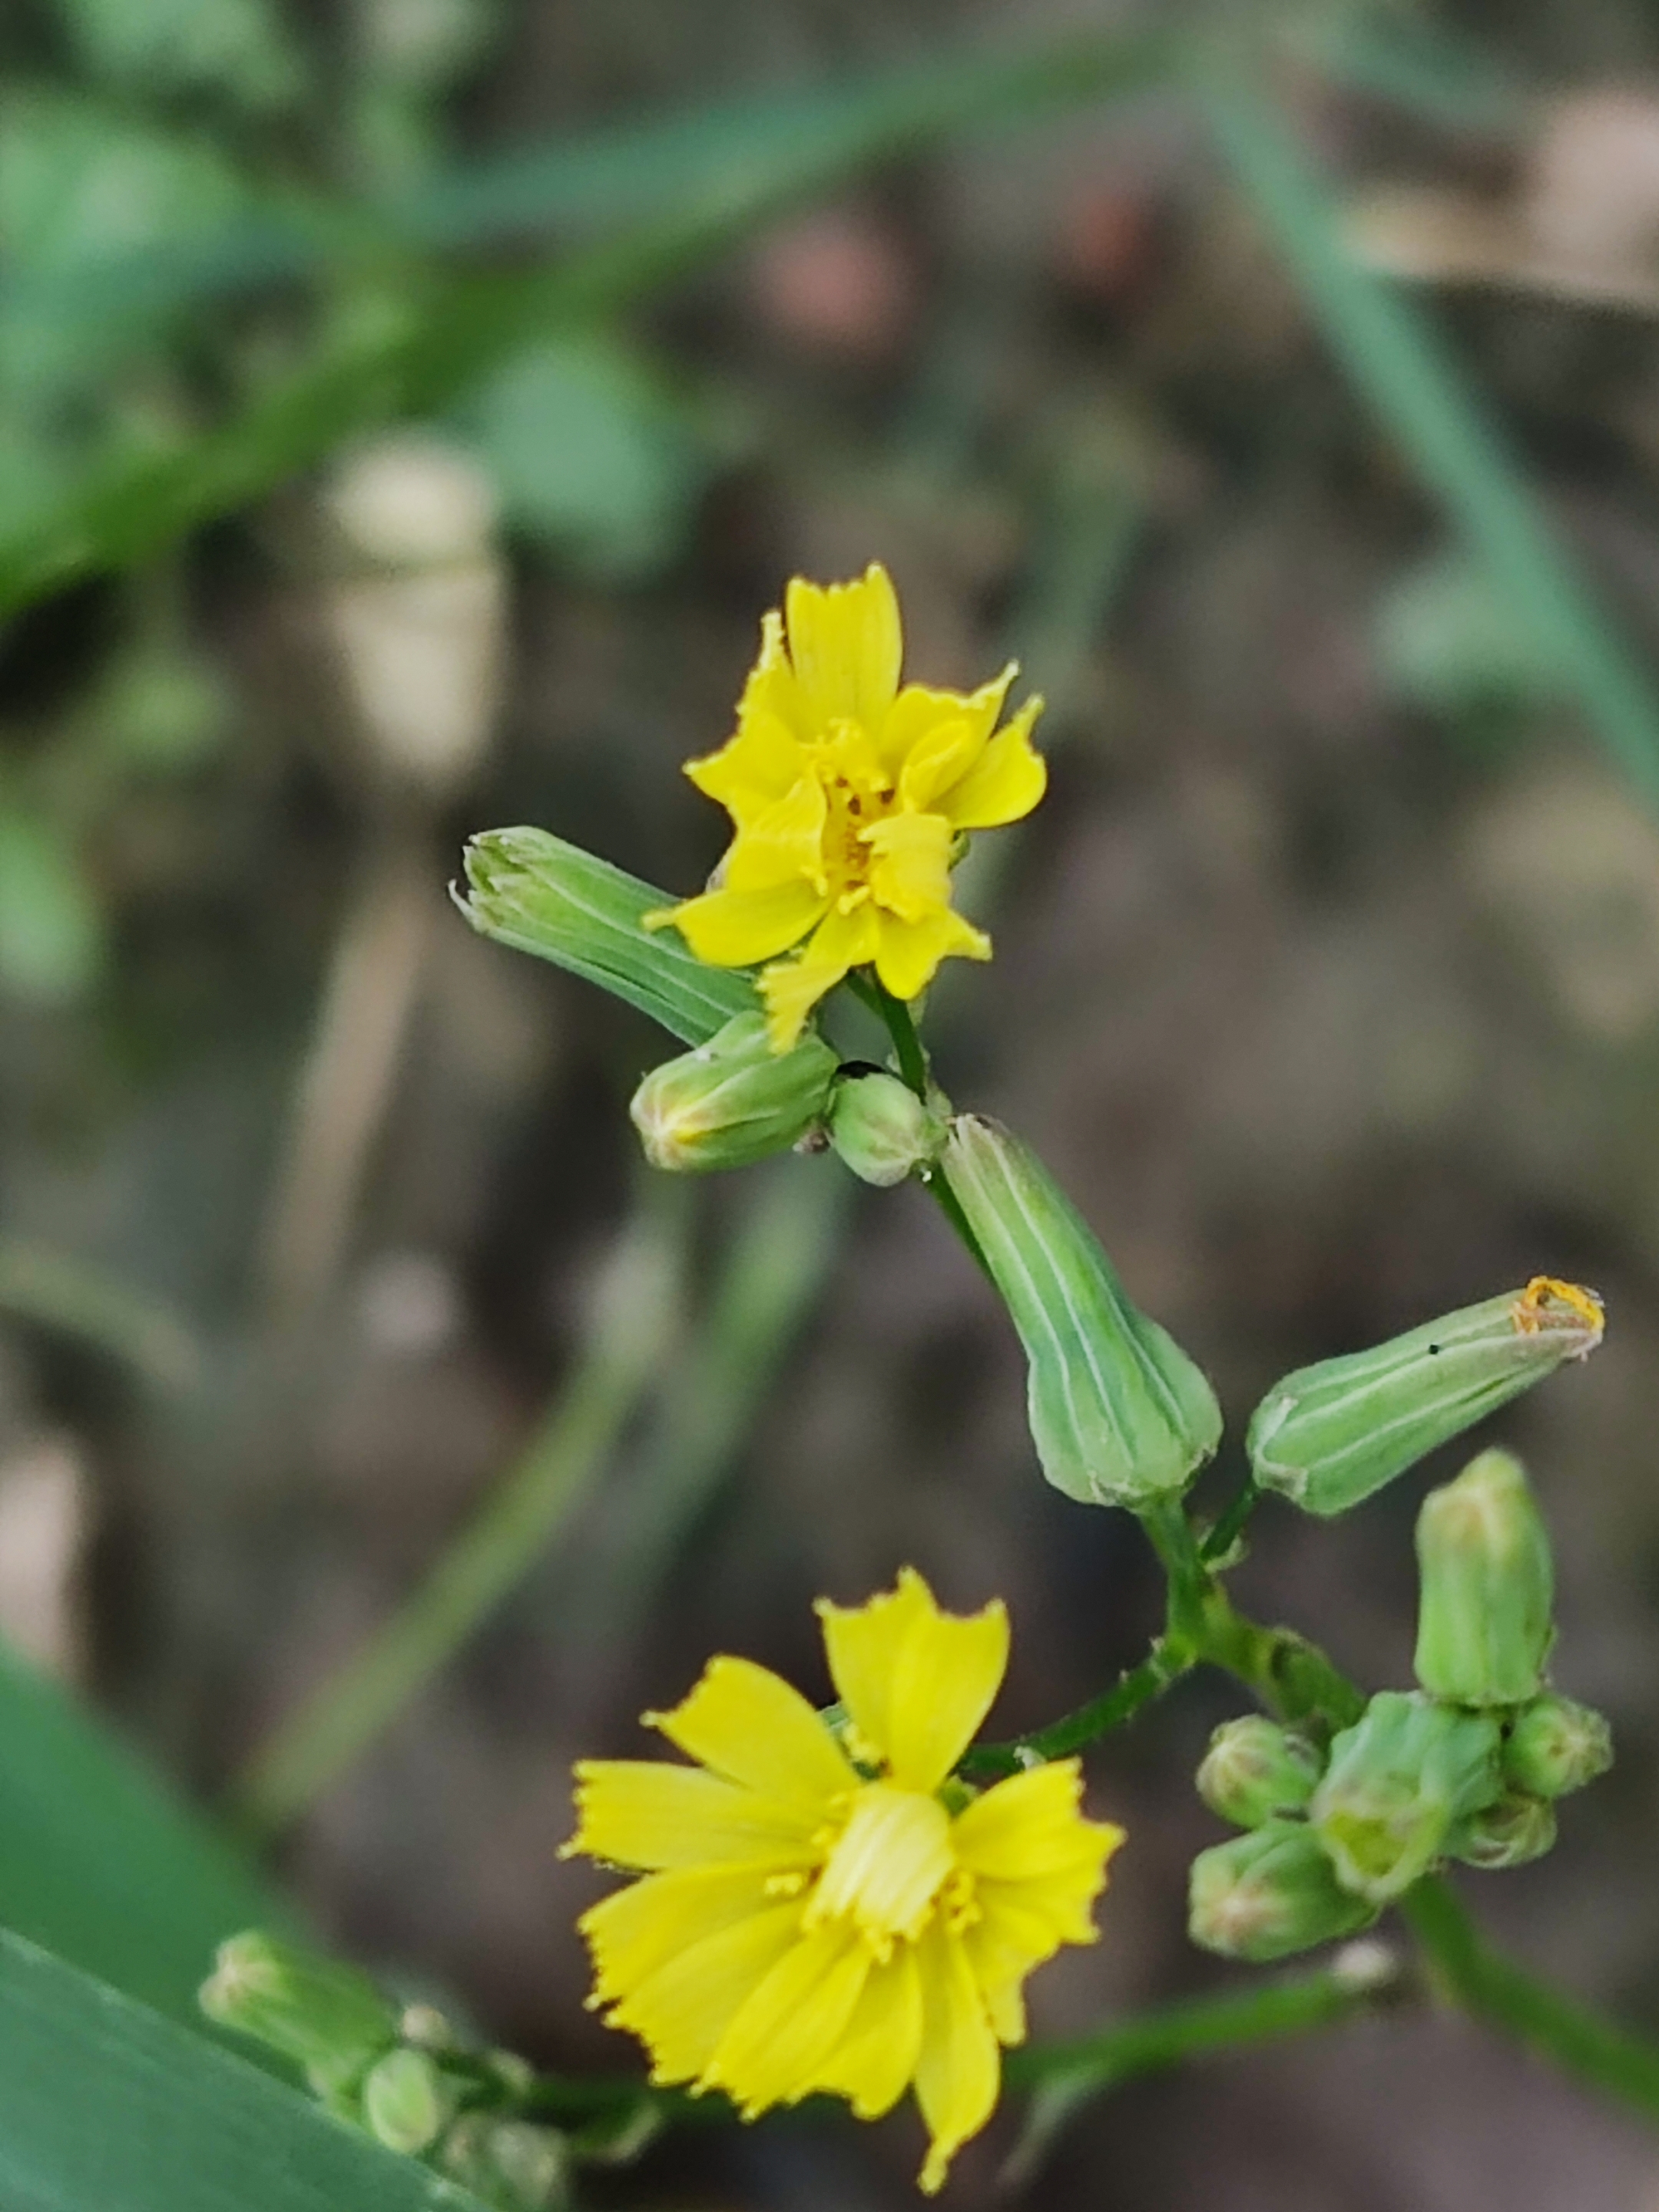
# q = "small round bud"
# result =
<box><xmin>1197</xmin><ymin>1717</ymin><xmax>1323</xmax><ymax>1828</ymax></box>
<box><xmin>397</xmin><ymin>2002</ymin><xmax>455</xmax><ymax>2051</ymax></box>
<box><xmin>442</xmin><ymin>2115</ymin><xmax>569</xmax><ymax>2210</ymax></box>
<box><xmin>1248</xmin><ymin>1279</ymin><xmax>1602</xmax><ymax>1518</ymax></box>
<box><xmin>629</xmin><ymin>1011</ymin><xmax>837</xmax><ymax>1173</ymax></box>
<box><xmin>1189</xmin><ymin>1821</ymin><xmax>1378</xmax><ymax>1962</ymax></box>
<box><xmin>1449</xmin><ymin>1789</ymin><xmax>1557</xmax><ymax>1870</ymax></box>
<box><xmin>942</xmin><ymin>1114</ymin><xmax>1221</xmax><ymax>1508</ymax></box>
<box><xmin>826</xmin><ymin>1067</ymin><xmax>947</xmax><ymax>1186</ymax></box>
<box><xmin>1414</xmin><ymin>1449</ymin><xmax>1555</xmax><ymax>1708</ymax></box>
<box><xmin>1311</xmin><ymin>1691</ymin><xmax>1502</xmax><ymax>1905</ymax></box>
<box><xmin>363</xmin><ymin>2047</ymin><xmax>451</xmax><ymax>2157</ymax></box>
<box><xmin>199</xmin><ymin>1932</ymin><xmax>396</xmax><ymax>2094</ymax></box>
<box><xmin>1503</xmin><ymin>1692</ymin><xmax>1614</xmax><ymax>1798</ymax></box>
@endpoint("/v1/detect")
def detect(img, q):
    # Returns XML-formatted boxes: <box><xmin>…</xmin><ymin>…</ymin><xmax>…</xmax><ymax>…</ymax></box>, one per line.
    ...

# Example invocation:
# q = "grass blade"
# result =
<box><xmin>1204</xmin><ymin>70</ymin><xmax>1659</xmax><ymax>806</ymax></box>
<box><xmin>0</xmin><ymin>1929</ymin><xmax>490</xmax><ymax>2212</ymax></box>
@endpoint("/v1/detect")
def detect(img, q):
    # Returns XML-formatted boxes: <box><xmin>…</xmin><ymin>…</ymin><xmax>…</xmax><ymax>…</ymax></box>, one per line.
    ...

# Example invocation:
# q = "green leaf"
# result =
<box><xmin>0</xmin><ymin>808</ymin><xmax>104</xmax><ymax>1004</ymax></box>
<box><xmin>459</xmin><ymin>827</ymin><xmax>757</xmax><ymax>1046</ymax></box>
<box><xmin>47</xmin><ymin>0</ymin><xmax>306</xmax><ymax>112</ymax></box>
<box><xmin>0</xmin><ymin>1928</ymin><xmax>492</xmax><ymax>2212</ymax></box>
<box><xmin>0</xmin><ymin>26</ymin><xmax>1167</xmax><ymax>614</ymax></box>
<box><xmin>459</xmin><ymin>333</ymin><xmax>708</xmax><ymax>580</ymax></box>
<box><xmin>0</xmin><ymin>1637</ymin><xmax>287</xmax><ymax>2027</ymax></box>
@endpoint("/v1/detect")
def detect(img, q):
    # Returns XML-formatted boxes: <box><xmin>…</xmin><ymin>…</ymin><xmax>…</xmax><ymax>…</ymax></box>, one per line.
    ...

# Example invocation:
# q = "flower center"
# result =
<box><xmin>810</xmin><ymin>724</ymin><xmax>894</xmax><ymax>906</ymax></box>
<box><xmin>804</xmin><ymin>1783</ymin><xmax>956</xmax><ymax>1958</ymax></box>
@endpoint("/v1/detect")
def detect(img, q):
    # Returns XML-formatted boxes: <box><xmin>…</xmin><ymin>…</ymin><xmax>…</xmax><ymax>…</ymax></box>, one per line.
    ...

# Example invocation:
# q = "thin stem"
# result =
<box><xmin>960</xmin><ymin>1634</ymin><xmax>1195</xmax><ymax>1780</ymax></box>
<box><xmin>230</xmin><ymin>1192</ymin><xmax>687</xmax><ymax>1842</ymax></box>
<box><xmin>866</xmin><ymin>975</ymin><xmax>931</xmax><ymax>1098</ymax></box>
<box><xmin>1403</xmin><ymin>1877</ymin><xmax>1659</xmax><ymax>2122</ymax></box>
<box><xmin>1201</xmin><ymin>1473</ymin><xmax>1260</xmax><ymax>1561</ymax></box>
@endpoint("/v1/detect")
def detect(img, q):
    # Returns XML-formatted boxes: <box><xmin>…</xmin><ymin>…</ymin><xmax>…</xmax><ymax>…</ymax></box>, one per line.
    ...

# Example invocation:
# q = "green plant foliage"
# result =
<box><xmin>48</xmin><ymin>0</ymin><xmax>306</xmax><ymax>112</ymax></box>
<box><xmin>0</xmin><ymin>806</ymin><xmax>104</xmax><ymax>1003</ymax></box>
<box><xmin>459</xmin><ymin>333</ymin><xmax>710</xmax><ymax>579</ymax></box>
<box><xmin>0</xmin><ymin>1929</ymin><xmax>492</xmax><ymax>2212</ymax></box>
<box><xmin>0</xmin><ymin>1638</ymin><xmax>286</xmax><ymax>2027</ymax></box>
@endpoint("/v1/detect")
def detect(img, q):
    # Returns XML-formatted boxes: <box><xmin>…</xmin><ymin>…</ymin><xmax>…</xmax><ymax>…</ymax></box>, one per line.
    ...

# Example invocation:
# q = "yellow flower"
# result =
<box><xmin>647</xmin><ymin>565</ymin><xmax>1046</xmax><ymax>1051</ymax></box>
<box><xmin>564</xmin><ymin>1568</ymin><xmax>1121</xmax><ymax>2193</ymax></box>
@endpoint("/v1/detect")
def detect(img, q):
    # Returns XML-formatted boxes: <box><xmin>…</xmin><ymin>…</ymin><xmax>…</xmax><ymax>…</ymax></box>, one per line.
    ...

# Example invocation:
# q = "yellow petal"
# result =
<box><xmin>758</xmin><ymin>899</ymin><xmax>881</xmax><ymax>1050</ymax></box>
<box><xmin>579</xmin><ymin>1864</ymin><xmax>778</xmax><ymax>2004</ymax></box>
<box><xmin>738</xmin><ymin>608</ymin><xmax>811</xmax><ymax>743</ymax></box>
<box><xmin>700</xmin><ymin>1922</ymin><xmax>871</xmax><ymax>2114</ymax></box>
<box><xmin>566</xmin><ymin>1760</ymin><xmax>820</xmax><ymax>1873</ymax></box>
<box><xmin>817</xmin><ymin>1567</ymin><xmax>1008</xmax><ymax>1793</ymax></box>
<box><xmin>913</xmin><ymin>1922</ymin><xmax>1001</xmax><ymax>2194</ymax></box>
<box><xmin>951</xmin><ymin>1760</ymin><xmax>1121</xmax><ymax>1883</ymax></box>
<box><xmin>605</xmin><ymin>1900</ymin><xmax>802</xmax><ymax>2085</ymax></box>
<box><xmin>685</xmin><ymin>704</ymin><xmax>804</xmax><ymax>830</ymax></box>
<box><xmin>654</xmin><ymin>879</ymin><xmax>828</xmax><ymax>967</ymax></box>
<box><xmin>896</xmin><ymin>717</ymin><xmax>980</xmax><ymax>813</ymax></box>
<box><xmin>870</xmin><ymin>905</ymin><xmax>990</xmax><ymax>1004</ymax></box>
<box><xmin>784</xmin><ymin>565</ymin><xmax>902</xmax><ymax>733</ymax></box>
<box><xmin>721</xmin><ymin>776</ymin><xmax>829</xmax><ymax>894</ymax></box>
<box><xmin>649</xmin><ymin>1654</ymin><xmax>853</xmax><ymax>1814</ymax></box>
<box><xmin>880</xmin><ymin>666</ymin><xmax>1015</xmax><ymax>781</ymax></box>
<box><xmin>811</xmin><ymin>1945</ymin><xmax>924</xmax><ymax>2118</ymax></box>
<box><xmin>863</xmin><ymin>810</ymin><xmax>953</xmax><ymax>925</ymax></box>
<box><xmin>939</xmin><ymin>697</ymin><xmax>1046</xmax><ymax>830</ymax></box>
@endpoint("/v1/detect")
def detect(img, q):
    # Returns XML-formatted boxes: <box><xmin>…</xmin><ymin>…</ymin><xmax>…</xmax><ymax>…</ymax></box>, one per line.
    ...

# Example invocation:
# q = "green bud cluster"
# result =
<box><xmin>628</xmin><ymin>1011</ymin><xmax>836</xmax><ymax>1173</ymax></box>
<box><xmin>826</xmin><ymin>1065</ymin><xmax>949</xmax><ymax>1186</ymax></box>
<box><xmin>200</xmin><ymin>1932</ymin><xmax>588</xmax><ymax>2208</ymax></box>
<box><xmin>942</xmin><ymin>1114</ymin><xmax>1222</xmax><ymax>1508</ymax></box>
<box><xmin>1190</xmin><ymin>1446</ymin><xmax>1614</xmax><ymax>1962</ymax></box>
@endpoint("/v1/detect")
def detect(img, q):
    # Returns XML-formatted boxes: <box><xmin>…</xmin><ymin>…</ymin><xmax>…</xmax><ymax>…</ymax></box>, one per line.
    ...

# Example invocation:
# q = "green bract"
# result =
<box><xmin>1449</xmin><ymin>1790</ymin><xmax>1557</xmax><ymax>1871</ymax></box>
<box><xmin>629</xmin><ymin>1011</ymin><xmax>836</xmax><ymax>1172</ymax></box>
<box><xmin>941</xmin><ymin>1114</ymin><xmax>1222</xmax><ymax>1508</ymax></box>
<box><xmin>1414</xmin><ymin>1449</ymin><xmax>1555</xmax><ymax>1709</ymax></box>
<box><xmin>1246</xmin><ymin>1280</ymin><xmax>1602</xmax><ymax>1517</ymax></box>
<box><xmin>1187</xmin><ymin>1820</ymin><xmax>1378</xmax><ymax>1962</ymax></box>
<box><xmin>458</xmin><ymin>826</ymin><xmax>758</xmax><ymax>1045</ymax></box>
<box><xmin>1311</xmin><ymin>1691</ymin><xmax>1502</xmax><ymax>1906</ymax></box>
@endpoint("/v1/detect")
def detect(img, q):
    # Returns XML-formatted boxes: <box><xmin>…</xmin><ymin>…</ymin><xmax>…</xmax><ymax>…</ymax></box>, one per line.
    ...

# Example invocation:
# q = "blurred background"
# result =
<box><xmin>8</xmin><ymin>0</ymin><xmax>1659</xmax><ymax>2204</ymax></box>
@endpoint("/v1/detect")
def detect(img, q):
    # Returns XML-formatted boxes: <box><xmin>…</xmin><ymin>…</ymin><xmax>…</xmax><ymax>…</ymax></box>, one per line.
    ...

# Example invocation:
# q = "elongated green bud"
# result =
<box><xmin>1189</xmin><ymin>1820</ymin><xmax>1378</xmax><ymax>1962</ymax></box>
<box><xmin>362</xmin><ymin>2047</ymin><xmax>452</xmax><ymax>2157</ymax></box>
<box><xmin>1414</xmin><ymin>1449</ymin><xmax>1555</xmax><ymax>1707</ymax></box>
<box><xmin>1247</xmin><ymin>1278</ymin><xmax>1603</xmax><ymax>1517</ymax></box>
<box><xmin>199</xmin><ymin>1932</ymin><xmax>396</xmax><ymax>2094</ymax></box>
<box><xmin>629</xmin><ymin>1011</ymin><xmax>836</xmax><ymax>1172</ymax></box>
<box><xmin>1311</xmin><ymin>1691</ymin><xmax>1502</xmax><ymax>1904</ymax></box>
<box><xmin>459</xmin><ymin>827</ymin><xmax>757</xmax><ymax>1045</ymax></box>
<box><xmin>826</xmin><ymin>1067</ymin><xmax>948</xmax><ymax>1187</ymax></box>
<box><xmin>941</xmin><ymin>1114</ymin><xmax>1222</xmax><ymax>1508</ymax></box>
<box><xmin>1449</xmin><ymin>1789</ymin><xmax>1556</xmax><ymax>1870</ymax></box>
<box><xmin>1503</xmin><ymin>1692</ymin><xmax>1614</xmax><ymax>1799</ymax></box>
<box><xmin>1197</xmin><ymin>1717</ymin><xmax>1323</xmax><ymax>1828</ymax></box>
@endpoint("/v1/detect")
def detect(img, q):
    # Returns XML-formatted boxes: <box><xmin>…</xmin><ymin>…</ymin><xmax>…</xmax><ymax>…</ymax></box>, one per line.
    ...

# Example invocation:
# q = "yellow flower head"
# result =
<box><xmin>564</xmin><ymin>1568</ymin><xmax>1121</xmax><ymax>2194</ymax></box>
<box><xmin>647</xmin><ymin>565</ymin><xmax>1046</xmax><ymax>1051</ymax></box>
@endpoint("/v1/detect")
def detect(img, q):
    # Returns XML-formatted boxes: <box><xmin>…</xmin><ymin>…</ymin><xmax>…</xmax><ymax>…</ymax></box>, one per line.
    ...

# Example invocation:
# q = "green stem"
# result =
<box><xmin>230</xmin><ymin>1192</ymin><xmax>687</xmax><ymax>1842</ymax></box>
<box><xmin>960</xmin><ymin>1634</ymin><xmax>1195</xmax><ymax>1780</ymax></box>
<box><xmin>1402</xmin><ymin>1877</ymin><xmax>1659</xmax><ymax>2121</ymax></box>
<box><xmin>1201</xmin><ymin>1473</ymin><xmax>1260</xmax><ymax>1561</ymax></box>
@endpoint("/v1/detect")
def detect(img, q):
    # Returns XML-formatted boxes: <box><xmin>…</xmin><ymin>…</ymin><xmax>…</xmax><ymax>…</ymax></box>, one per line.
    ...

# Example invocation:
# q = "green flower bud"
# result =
<box><xmin>941</xmin><ymin>1114</ymin><xmax>1222</xmax><ymax>1508</ymax></box>
<box><xmin>1311</xmin><ymin>1690</ymin><xmax>1502</xmax><ymax>1904</ymax></box>
<box><xmin>442</xmin><ymin>2115</ymin><xmax>570</xmax><ymax>2210</ymax></box>
<box><xmin>1449</xmin><ymin>1789</ymin><xmax>1557</xmax><ymax>1870</ymax></box>
<box><xmin>198</xmin><ymin>1932</ymin><xmax>396</xmax><ymax>2094</ymax></box>
<box><xmin>1414</xmin><ymin>1449</ymin><xmax>1555</xmax><ymax>1707</ymax></box>
<box><xmin>1188</xmin><ymin>1821</ymin><xmax>1379</xmax><ymax>1962</ymax></box>
<box><xmin>459</xmin><ymin>827</ymin><xmax>757</xmax><ymax>1046</ymax></box>
<box><xmin>628</xmin><ymin>1011</ymin><xmax>836</xmax><ymax>1173</ymax></box>
<box><xmin>1247</xmin><ymin>1278</ymin><xmax>1603</xmax><ymax>1517</ymax></box>
<box><xmin>826</xmin><ymin>1067</ymin><xmax>948</xmax><ymax>1187</ymax></box>
<box><xmin>1197</xmin><ymin>1717</ymin><xmax>1323</xmax><ymax>1828</ymax></box>
<box><xmin>1503</xmin><ymin>1692</ymin><xmax>1614</xmax><ymax>1799</ymax></box>
<box><xmin>363</xmin><ymin>2047</ymin><xmax>452</xmax><ymax>2157</ymax></box>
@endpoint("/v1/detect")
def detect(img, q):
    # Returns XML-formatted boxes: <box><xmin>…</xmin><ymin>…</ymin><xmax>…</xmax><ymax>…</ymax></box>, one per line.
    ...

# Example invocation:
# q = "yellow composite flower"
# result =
<box><xmin>647</xmin><ymin>565</ymin><xmax>1047</xmax><ymax>1051</ymax></box>
<box><xmin>564</xmin><ymin>1568</ymin><xmax>1121</xmax><ymax>2193</ymax></box>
